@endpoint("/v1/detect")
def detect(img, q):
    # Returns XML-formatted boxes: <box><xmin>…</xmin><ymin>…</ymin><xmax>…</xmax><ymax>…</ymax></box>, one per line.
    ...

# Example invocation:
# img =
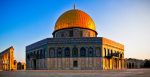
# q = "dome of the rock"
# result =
<box><xmin>54</xmin><ymin>9</ymin><xmax>96</xmax><ymax>33</ymax></box>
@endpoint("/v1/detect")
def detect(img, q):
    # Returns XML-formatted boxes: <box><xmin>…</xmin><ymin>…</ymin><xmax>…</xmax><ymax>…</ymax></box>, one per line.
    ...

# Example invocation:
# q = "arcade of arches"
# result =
<box><xmin>0</xmin><ymin>46</ymin><xmax>14</xmax><ymax>71</ymax></box>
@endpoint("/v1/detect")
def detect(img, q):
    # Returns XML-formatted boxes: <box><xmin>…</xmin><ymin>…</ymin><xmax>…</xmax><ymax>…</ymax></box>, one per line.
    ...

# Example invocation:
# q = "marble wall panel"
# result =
<box><xmin>89</xmin><ymin>58</ymin><xmax>93</xmax><ymax>68</ymax></box>
<box><xmin>81</xmin><ymin>58</ymin><xmax>86</xmax><ymax>68</ymax></box>
<box><xmin>65</xmin><ymin>58</ymin><xmax>70</xmax><ymax>68</ymax></box>
<box><xmin>96</xmin><ymin>58</ymin><xmax>101</xmax><ymax>67</ymax></box>
<box><xmin>57</xmin><ymin>58</ymin><xmax>62</xmax><ymax>68</ymax></box>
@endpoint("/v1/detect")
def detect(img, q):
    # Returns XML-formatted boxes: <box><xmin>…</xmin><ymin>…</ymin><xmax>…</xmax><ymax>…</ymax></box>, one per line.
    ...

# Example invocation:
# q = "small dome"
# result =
<box><xmin>54</xmin><ymin>9</ymin><xmax>96</xmax><ymax>33</ymax></box>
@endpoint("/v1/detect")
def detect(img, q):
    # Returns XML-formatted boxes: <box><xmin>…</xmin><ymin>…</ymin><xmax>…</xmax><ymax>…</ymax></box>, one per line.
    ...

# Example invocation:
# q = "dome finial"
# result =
<box><xmin>74</xmin><ymin>3</ymin><xmax>75</xmax><ymax>9</ymax></box>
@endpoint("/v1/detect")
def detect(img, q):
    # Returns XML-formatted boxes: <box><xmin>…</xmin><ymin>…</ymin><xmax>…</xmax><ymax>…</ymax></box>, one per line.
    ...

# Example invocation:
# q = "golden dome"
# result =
<box><xmin>54</xmin><ymin>9</ymin><xmax>96</xmax><ymax>32</ymax></box>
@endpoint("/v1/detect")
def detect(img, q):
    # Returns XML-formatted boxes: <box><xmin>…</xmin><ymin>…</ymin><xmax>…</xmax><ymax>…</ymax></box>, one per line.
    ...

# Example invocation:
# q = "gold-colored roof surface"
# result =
<box><xmin>54</xmin><ymin>9</ymin><xmax>96</xmax><ymax>32</ymax></box>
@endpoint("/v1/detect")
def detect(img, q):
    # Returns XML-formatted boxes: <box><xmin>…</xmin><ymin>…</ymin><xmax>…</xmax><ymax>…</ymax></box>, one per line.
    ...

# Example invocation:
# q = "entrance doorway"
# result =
<box><xmin>73</xmin><ymin>61</ymin><xmax>78</xmax><ymax>67</ymax></box>
<box><xmin>114</xmin><ymin>59</ymin><xmax>117</xmax><ymax>69</ymax></box>
<box><xmin>33</xmin><ymin>60</ymin><xmax>36</xmax><ymax>69</ymax></box>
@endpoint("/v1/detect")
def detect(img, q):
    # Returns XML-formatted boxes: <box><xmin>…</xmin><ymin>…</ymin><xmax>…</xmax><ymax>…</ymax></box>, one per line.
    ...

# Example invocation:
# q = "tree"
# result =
<box><xmin>144</xmin><ymin>60</ymin><xmax>150</xmax><ymax>68</ymax></box>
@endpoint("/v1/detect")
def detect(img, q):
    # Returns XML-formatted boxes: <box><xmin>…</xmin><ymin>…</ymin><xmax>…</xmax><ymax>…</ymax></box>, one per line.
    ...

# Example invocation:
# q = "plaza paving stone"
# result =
<box><xmin>0</xmin><ymin>68</ymin><xmax>150</xmax><ymax>77</ymax></box>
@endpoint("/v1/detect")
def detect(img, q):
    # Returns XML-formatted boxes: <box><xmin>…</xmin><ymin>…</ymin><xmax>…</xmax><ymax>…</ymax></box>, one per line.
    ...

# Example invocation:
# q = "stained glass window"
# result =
<box><xmin>80</xmin><ymin>47</ymin><xmax>86</xmax><ymax>57</ymax></box>
<box><xmin>70</xmin><ymin>30</ymin><xmax>73</xmax><ymax>37</ymax></box>
<box><xmin>73</xmin><ymin>48</ymin><xmax>78</xmax><ymax>57</ymax></box>
<box><xmin>88</xmin><ymin>48</ymin><xmax>93</xmax><ymax>57</ymax></box>
<box><xmin>65</xmin><ymin>48</ymin><xmax>70</xmax><ymax>57</ymax></box>
<box><xmin>61</xmin><ymin>33</ymin><xmax>64</xmax><ymax>37</ymax></box>
<box><xmin>79</xmin><ymin>31</ymin><xmax>82</xmax><ymax>37</ymax></box>
<box><xmin>40</xmin><ymin>50</ymin><xmax>43</xmax><ymax>58</ymax></box>
<box><xmin>50</xmin><ymin>48</ymin><xmax>54</xmax><ymax>57</ymax></box>
<box><xmin>44</xmin><ymin>49</ymin><xmax>46</xmax><ymax>58</ymax></box>
<box><xmin>56</xmin><ymin>33</ymin><xmax>58</xmax><ymax>37</ymax></box>
<box><xmin>96</xmin><ymin>47</ymin><xmax>101</xmax><ymax>56</ymax></box>
<box><xmin>57</xmin><ymin>48</ymin><xmax>62</xmax><ymax>57</ymax></box>
<box><xmin>88</xmin><ymin>32</ymin><xmax>90</xmax><ymax>37</ymax></box>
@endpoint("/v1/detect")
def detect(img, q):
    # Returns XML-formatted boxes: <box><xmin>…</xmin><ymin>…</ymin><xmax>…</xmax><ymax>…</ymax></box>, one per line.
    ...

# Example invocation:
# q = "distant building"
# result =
<box><xmin>139</xmin><ymin>60</ymin><xmax>146</xmax><ymax>68</ymax></box>
<box><xmin>127</xmin><ymin>58</ymin><xmax>140</xmax><ymax>69</ymax></box>
<box><xmin>14</xmin><ymin>60</ymin><xmax>26</xmax><ymax>70</ymax></box>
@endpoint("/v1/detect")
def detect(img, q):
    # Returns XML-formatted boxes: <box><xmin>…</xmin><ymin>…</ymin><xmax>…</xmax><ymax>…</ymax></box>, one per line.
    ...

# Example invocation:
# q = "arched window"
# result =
<box><xmin>69</xmin><ymin>30</ymin><xmax>73</xmax><ymax>37</ymax></box>
<box><xmin>44</xmin><ymin>49</ymin><xmax>46</xmax><ymax>58</ymax></box>
<box><xmin>65</xmin><ymin>47</ymin><xmax>70</xmax><ymax>57</ymax></box>
<box><xmin>27</xmin><ymin>54</ymin><xmax>30</xmax><ymax>60</ymax></box>
<box><xmin>107</xmin><ymin>49</ymin><xmax>109</xmax><ymax>56</ymax></box>
<box><xmin>40</xmin><ymin>50</ymin><xmax>43</xmax><ymax>58</ymax></box>
<box><xmin>80</xmin><ymin>47</ymin><xmax>86</xmax><ymax>57</ymax></box>
<box><xmin>72</xmin><ymin>48</ymin><xmax>78</xmax><ymax>57</ymax></box>
<box><xmin>117</xmin><ymin>51</ymin><xmax>119</xmax><ymax>57</ymax></box>
<box><xmin>37</xmin><ymin>50</ymin><xmax>39</xmax><ymax>59</ymax></box>
<box><xmin>96</xmin><ymin>47</ymin><xmax>101</xmax><ymax>57</ymax></box>
<box><xmin>79</xmin><ymin>31</ymin><xmax>82</xmax><ymax>37</ymax></box>
<box><xmin>50</xmin><ymin>48</ymin><xmax>55</xmax><ymax>58</ymax></box>
<box><xmin>111</xmin><ymin>50</ymin><xmax>113</xmax><ymax>56</ymax></box>
<box><xmin>88</xmin><ymin>47</ymin><xmax>93</xmax><ymax>57</ymax></box>
<box><xmin>104</xmin><ymin>48</ymin><xmax>106</xmax><ymax>57</ymax></box>
<box><xmin>57</xmin><ymin>48</ymin><xmax>62</xmax><ymax>57</ymax></box>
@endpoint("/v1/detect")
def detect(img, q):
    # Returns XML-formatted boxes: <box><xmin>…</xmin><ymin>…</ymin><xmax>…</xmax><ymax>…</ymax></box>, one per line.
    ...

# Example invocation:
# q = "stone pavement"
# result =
<box><xmin>0</xmin><ymin>68</ymin><xmax>150</xmax><ymax>77</ymax></box>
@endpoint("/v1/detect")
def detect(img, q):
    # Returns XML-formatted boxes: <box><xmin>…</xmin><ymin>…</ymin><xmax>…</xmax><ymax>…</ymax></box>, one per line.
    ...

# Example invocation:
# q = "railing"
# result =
<box><xmin>105</xmin><ymin>53</ymin><xmax>121</xmax><ymax>58</ymax></box>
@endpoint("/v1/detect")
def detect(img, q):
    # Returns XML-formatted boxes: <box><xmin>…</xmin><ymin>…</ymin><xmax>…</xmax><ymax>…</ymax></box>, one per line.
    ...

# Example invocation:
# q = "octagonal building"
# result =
<box><xmin>26</xmin><ymin>7</ymin><xmax>127</xmax><ymax>70</ymax></box>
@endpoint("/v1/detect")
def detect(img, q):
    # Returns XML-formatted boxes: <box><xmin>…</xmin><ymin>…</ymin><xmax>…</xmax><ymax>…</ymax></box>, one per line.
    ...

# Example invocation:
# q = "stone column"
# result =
<box><xmin>86</xmin><ymin>48</ymin><xmax>88</xmax><ymax>69</ymax></box>
<box><xmin>134</xmin><ymin>62</ymin><xmax>135</xmax><ymax>69</ymax></box>
<box><xmin>70</xmin><ymin>47</ymin><xmax>72</xmax><ymax>69</ymax></box>
<box><xmin>7</xmin><ymin>60</ymin><xmax>8</xmax><ymax>70</ymax></box>
<box><xmin>125</xmin><ymin>60</ymin><xmax>127</xmax><ymax>69</ymax></box>
<box><xmin>122</xmin><ymin>59</ymin><xmax>124</xmax><ymax>69</ymax></box>
<box><xmin>62</xmin><ymin>48</ymin><xmax>65</xmax><ymax>69</ymax></box>
<box><xmin>30</xmin><ymin>59</ymin><xmax>32</xmax><ymax>70</ymax></box>
<box><xmin>131</xmin><ymin>62</ymin><xmax>132</xmax><ymax>69</ymax></box>
<box><xmin>116</xmin><ymin>59</ymin><xmax>118</xmax><ymax>69</ymax></box>
<box><xmin>112</xmin><ymin>57</ymin><xmax>114</xmax><ymax>69</ymax></box>
<box><xmin>4</xmin><ymin>60</ymin><xmax>6</xmax><ymax>70</ymax></box>
<box><xmin>1</xmin><ymin>59</ymin><xmax>3</xmax><ymax>70</ymax></box>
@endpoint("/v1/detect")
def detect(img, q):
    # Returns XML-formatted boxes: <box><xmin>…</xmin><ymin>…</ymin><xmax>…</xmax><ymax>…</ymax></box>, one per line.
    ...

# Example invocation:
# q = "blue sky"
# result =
<box><xmin>0</xmin><ymin>0</ymin><xmax>150</xmax><ymax>62</ymax></box>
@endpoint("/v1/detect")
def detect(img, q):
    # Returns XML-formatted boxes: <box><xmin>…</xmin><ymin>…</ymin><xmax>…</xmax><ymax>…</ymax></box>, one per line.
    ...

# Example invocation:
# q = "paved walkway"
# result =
<box><xmin>0</xmin><ymin>68</ymin><xmax>150</xmax><ymax>77</ymax></box>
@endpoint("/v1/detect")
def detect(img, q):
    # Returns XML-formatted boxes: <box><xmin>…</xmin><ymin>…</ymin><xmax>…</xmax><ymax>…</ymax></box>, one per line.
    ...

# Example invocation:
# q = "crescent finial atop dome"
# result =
<box><xmin>74</xmin><ymin>3</ymin><xmax>75</xmax><ymax>9</ymax></box>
